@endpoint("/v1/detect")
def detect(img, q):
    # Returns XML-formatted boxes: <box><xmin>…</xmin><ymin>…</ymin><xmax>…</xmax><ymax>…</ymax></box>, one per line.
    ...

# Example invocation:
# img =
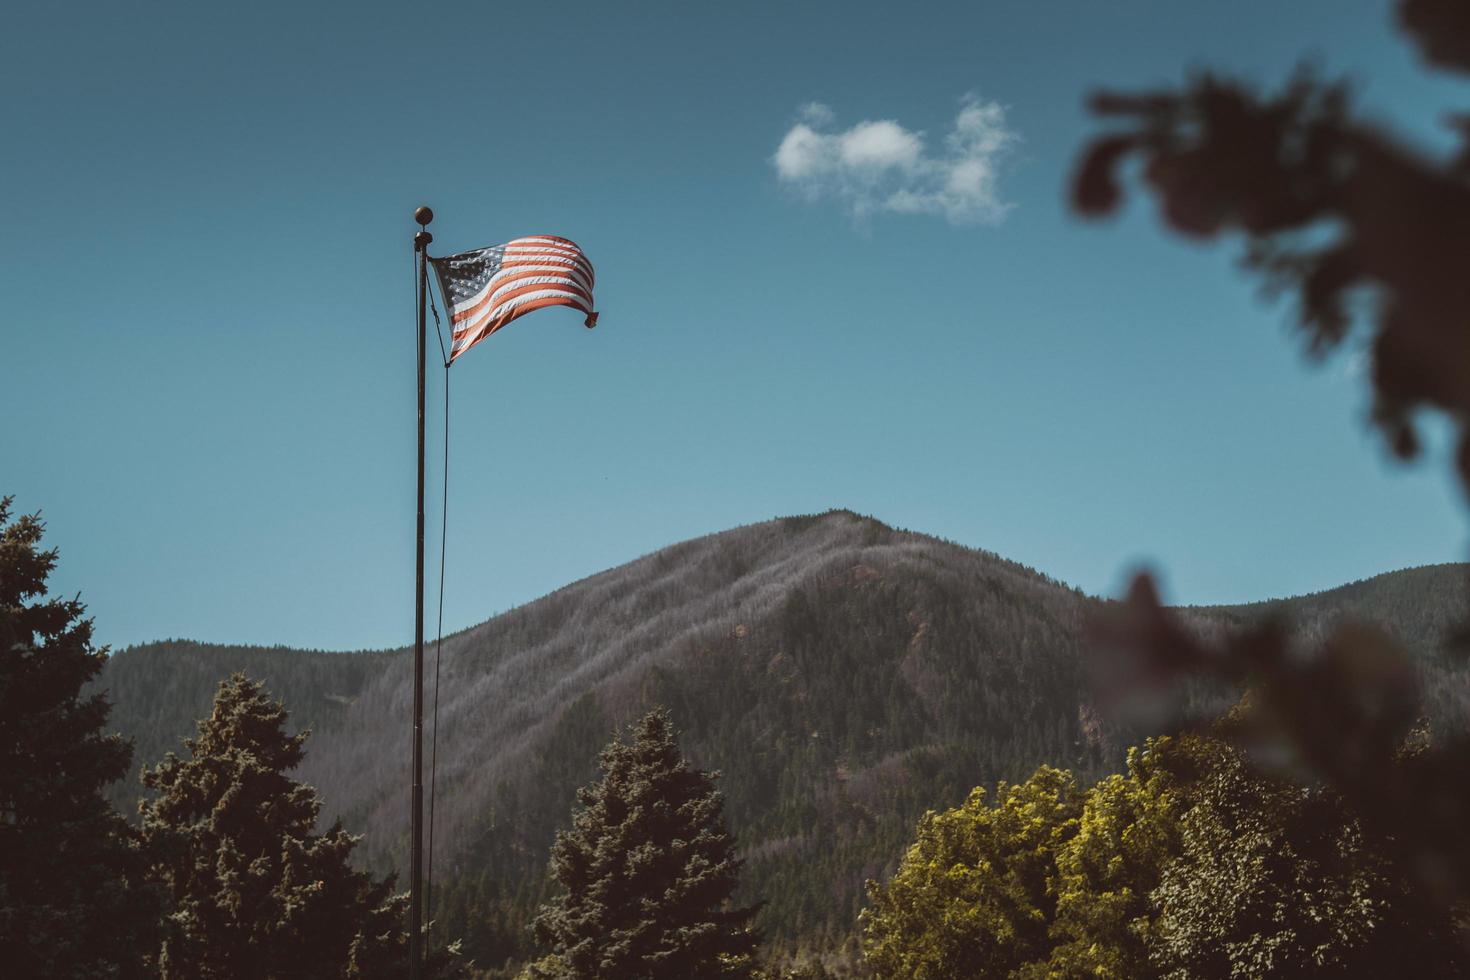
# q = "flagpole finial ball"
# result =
<box><xmin>415</xmin><ymin>206</ymin><xmax>434</xmax><ymax>227</ymax></box>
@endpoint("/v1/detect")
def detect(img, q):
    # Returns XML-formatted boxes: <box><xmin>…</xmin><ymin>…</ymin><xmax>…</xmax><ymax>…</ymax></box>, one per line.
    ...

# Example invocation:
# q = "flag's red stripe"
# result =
<box><xmin>500</xmin><ymin>253</ymin><xmax>595</xmax><ymax>285</ymax></box>
<box><xmin>490</xmin><ymin>294</ymin><xmax>590</xmax><ymax>330</ymax></box>
<box><xmin>453</xmin><ymin>288</ymin><xmax>591</xmax><ymax>342</ymax></box>
<box><xmin>486</xmin><ymin>280</ymin><xmax>593</xmax><ymax>317</ymax></box>
<box><xmin>451</xmin><ymin>295</ymin><xmax>591</xmax><ymax>361</ymax></box>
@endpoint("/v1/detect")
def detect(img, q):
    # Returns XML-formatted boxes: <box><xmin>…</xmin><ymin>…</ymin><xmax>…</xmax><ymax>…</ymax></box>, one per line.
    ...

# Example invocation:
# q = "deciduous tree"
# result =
<box><xmin>1146</xmin><ymin>735</ymin><xmax>1461</xmax><ymax>979</ymax></box>
<box><xmin>1041</xmin><ymin>739</ymin><xmax>1185</xmax><ymax>979</ymax></box>
<box><xmin>860</xmin><ymin>765</ymin><xmax>1082</xmax><ymax>979</ymax></box>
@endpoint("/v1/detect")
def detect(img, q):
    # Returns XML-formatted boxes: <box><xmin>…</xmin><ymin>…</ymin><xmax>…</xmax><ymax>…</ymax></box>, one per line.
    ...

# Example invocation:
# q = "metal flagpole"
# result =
<box><xmin>411</xmin><ymin>204</ymin><xmax>434</xmax><ymax>980</ymax></box>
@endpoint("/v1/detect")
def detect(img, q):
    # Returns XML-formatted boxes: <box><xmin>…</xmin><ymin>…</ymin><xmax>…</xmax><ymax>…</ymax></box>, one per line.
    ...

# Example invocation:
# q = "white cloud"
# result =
<box><xmin>797</xmin><ymin>101</ymin><xmax>835</xmax><ymax>127</ymax></box>
<box><xmin>838</xmin><ymin>120</ymin><xmax>923</xmax><ymax>171</ymax></box>
<box><xmin>771</xmin><ymin>94</ymin><xmax>1018</xmax><ymax>225</ymax></box>
<box><xmin>774</xmin><ymin>124</ymin><xmax>827</xmax><ymax>182</ymax></box>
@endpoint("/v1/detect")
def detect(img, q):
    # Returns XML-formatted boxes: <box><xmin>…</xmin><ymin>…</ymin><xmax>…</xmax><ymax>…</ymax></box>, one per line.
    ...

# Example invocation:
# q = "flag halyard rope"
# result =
<box><xmin>411</xmin><ymin>218</ymin><xmax>595</xmax><ymax>959</ymax></box>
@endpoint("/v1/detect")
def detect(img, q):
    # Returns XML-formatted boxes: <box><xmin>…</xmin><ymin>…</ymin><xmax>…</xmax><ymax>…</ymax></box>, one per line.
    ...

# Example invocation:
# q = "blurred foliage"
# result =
<box><xmin>1074</xmin><ymin>0</ymin><xmax>1470</xmax><ymax>484</ymax></box>
<box><xmin>1073</xmin><ymin>0</ymin><xmax>1470</xmax><ymax>936</ymax></box>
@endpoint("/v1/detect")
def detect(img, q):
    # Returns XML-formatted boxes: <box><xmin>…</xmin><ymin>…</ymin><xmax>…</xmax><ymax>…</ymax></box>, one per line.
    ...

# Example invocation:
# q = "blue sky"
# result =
<box><xmin>5</xmin><ymin>0</ymin><xmax>1467</xmax><ymax>651</ymax></box>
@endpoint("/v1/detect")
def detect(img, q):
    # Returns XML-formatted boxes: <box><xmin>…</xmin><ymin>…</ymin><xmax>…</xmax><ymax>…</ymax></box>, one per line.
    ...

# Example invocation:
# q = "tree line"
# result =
<box><xmin>12</xmin><ymin>494</ymin><xmax>1469</xmax><ymax>979</ymax></box>
<box><xmin>0</xmin><ymin>500</ymin><xmax>772</xmax><ymax>978</ymax></box>
<box><xmin>0</xmin><ymin>498</ymin><xmax>463</xmax><ymax>978</ymax></box>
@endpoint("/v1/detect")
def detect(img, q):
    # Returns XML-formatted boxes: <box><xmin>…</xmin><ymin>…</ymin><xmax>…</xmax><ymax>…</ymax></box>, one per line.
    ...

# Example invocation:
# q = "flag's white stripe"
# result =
<box><xmin>486</xmin><ymin>287</ymin><xmax>590</xmax><ymax>321</ymax></box>
<box><xmin>449</xmin><ymin>265</ymin><xmax>593</xmax><ymax>319</ymax></box>
<box><xmin>504</xmin><ymin>249</ymin><xmax>585</xmax><ymax>264</ymax></box>
<box><xmin>508</xmin><ymin>237</ymin><xmax>584</xmax><ymax>249</ymax></box>
<box><xmin>508</xmin><ymin>237</ymin><xmax>580</xmax><ymax>248</ymax></box>
<box><xmin>506</xmin><ymin>239</ymin><xmax>577</xmax><ymax>249</ymax></box>
<box><xmin>453</xmin><ymin>288</ymin><xmax>590</xmax><ymax>343</ymax></box>
<box><xmin>504</xmin><ymin>244</ymin><xmax>589</xmax><ymax>264</ymax></box>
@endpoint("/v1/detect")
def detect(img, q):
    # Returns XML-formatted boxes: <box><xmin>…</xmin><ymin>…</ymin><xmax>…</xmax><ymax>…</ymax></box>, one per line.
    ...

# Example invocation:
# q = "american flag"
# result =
<box><xmin>429</xmin><ymin>236</ymin><xmax>598</xmax><ymax>362</ymax></box>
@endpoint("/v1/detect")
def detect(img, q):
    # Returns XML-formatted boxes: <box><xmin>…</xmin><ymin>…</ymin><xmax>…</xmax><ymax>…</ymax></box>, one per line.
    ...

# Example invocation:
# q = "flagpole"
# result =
<box><xmin>411</xmin><ymin>204</ymin><xmax>434</xmax><ymax>980</ymax></box>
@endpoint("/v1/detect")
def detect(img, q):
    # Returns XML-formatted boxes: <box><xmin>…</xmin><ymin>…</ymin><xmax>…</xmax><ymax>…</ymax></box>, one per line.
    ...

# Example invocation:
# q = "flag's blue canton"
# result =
<box><xmin>437</xmin><ymin>246</ymin><xmax>506</xmax><ymax>305</ymax></box>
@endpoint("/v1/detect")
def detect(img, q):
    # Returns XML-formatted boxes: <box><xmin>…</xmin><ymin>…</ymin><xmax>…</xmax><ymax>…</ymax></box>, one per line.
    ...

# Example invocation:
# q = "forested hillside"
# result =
<box><xmin>97</xmin><ymin>642</ymin><xmax>393</xmax><ymax>816</ymax></box>
<box><xmin>91</xmin><ymin>512</ymin><xmax>1470</xmax><ymax>968</ymax></box>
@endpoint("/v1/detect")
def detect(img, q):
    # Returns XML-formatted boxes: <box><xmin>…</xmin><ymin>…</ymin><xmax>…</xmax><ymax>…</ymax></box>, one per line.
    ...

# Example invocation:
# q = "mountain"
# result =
<box><xmin>90</xmin><ymin>511</ymin><xmax>1470</xmax><ymax>967</ymax></box>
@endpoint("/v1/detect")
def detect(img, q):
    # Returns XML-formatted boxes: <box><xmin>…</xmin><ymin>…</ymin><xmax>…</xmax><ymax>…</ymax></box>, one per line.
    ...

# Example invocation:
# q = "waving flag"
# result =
<box><xmin>430</xmin><ymin>236</ymin><xmax>598</xmax><ymax>362</ymax></box>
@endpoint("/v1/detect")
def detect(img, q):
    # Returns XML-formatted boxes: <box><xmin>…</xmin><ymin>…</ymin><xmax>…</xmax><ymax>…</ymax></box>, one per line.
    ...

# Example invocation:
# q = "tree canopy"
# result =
<box><xmin>1042</xmin><ymin>741</ymin><xmax>1186</xmax><ymax>979</ymax></box>
<box><xmin>860</xmin><ymin>765</ymin><xmax>1083</xmax><ymax>979</ymax></box>
<box><xmin>139</xmin><ymin>672</ymin><xmax>431</xmax><ymax>979</ymax></box>
<box><xmin>862</xmin><ymin>733</ymin><xmax>1461</xmax><ymax>978</ymax></box>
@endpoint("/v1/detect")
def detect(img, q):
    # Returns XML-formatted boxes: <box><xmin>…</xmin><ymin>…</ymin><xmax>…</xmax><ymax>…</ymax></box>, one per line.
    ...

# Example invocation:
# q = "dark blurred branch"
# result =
<box><xmin>1090</xmin><ymin>573</ymin><xmax>1470</xmax><ymax>912</ymax></box>
<box><xmin>1400</xmin><ymin>0</ymin><xmax>1470</xmax><ymax>76</ymax></box>
<box><xmin>1072</xmin><ymin>0</ymin><xmax>1470</xmax><ymax>918</ymax></box>
<box><xmin>1074</xmin><ymin>62</ymin><xmax>1470</xmax><ymax>491</ymax></box>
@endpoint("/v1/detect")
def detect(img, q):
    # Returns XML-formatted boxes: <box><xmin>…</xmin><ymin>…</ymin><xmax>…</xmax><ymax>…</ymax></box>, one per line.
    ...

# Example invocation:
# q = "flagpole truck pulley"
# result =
<box><xmin>406</xmin><ymin>206</ymin><xmax>599</xmax><ymax>979</ymax></box>
<box><xmin>411</xmin><ymin>205</ymin><xmax>432</xmax><ymax>980</ymax></box>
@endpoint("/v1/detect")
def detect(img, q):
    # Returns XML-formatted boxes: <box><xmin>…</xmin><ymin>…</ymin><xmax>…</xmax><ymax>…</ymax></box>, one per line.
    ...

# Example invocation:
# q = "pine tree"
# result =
<box><xmin>139</xmin><ymin>671</ymin><xmax>449</xmax><ymax>979</ymax></box>
<box><xmin>0</xmin><ymin>497</ymin><xmax>164</xmax><ymax>978</ymax></box>
<box><xmin>533</xmin><ymin>708</ymin><xmax>759</xmax><ymax>979</ymax></box>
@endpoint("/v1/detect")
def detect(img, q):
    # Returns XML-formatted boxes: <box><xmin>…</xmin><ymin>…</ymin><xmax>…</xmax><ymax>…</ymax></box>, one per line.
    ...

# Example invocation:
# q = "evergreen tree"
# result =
<box><xmin>533</xmin><ymin>708</ymin><xmax>759</xmax><ymax>979</ymax></box>
<box><xmin>0</xmin><ymin>497</ymin><xmax>164</xmax><ymax>978</ymax></box>
<box><xmin>139</xmin><ymin>671</ymin><xmax>453</xmax><ymax>978</ymax></box>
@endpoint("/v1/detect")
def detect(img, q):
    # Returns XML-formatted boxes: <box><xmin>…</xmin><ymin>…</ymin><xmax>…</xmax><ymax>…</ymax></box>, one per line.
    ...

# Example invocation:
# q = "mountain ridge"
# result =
<box><xmin>91</xmin><ymin>511</ymin><xmax>1470</xmax><ymax>963</ymax></box>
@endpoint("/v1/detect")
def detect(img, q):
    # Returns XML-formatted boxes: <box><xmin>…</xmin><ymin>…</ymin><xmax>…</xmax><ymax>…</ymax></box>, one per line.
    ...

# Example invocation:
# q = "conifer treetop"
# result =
<box><xmin>535</xmin><ymin>707</ymin><xmax>759</xmax><ymax>979</ymax></box>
